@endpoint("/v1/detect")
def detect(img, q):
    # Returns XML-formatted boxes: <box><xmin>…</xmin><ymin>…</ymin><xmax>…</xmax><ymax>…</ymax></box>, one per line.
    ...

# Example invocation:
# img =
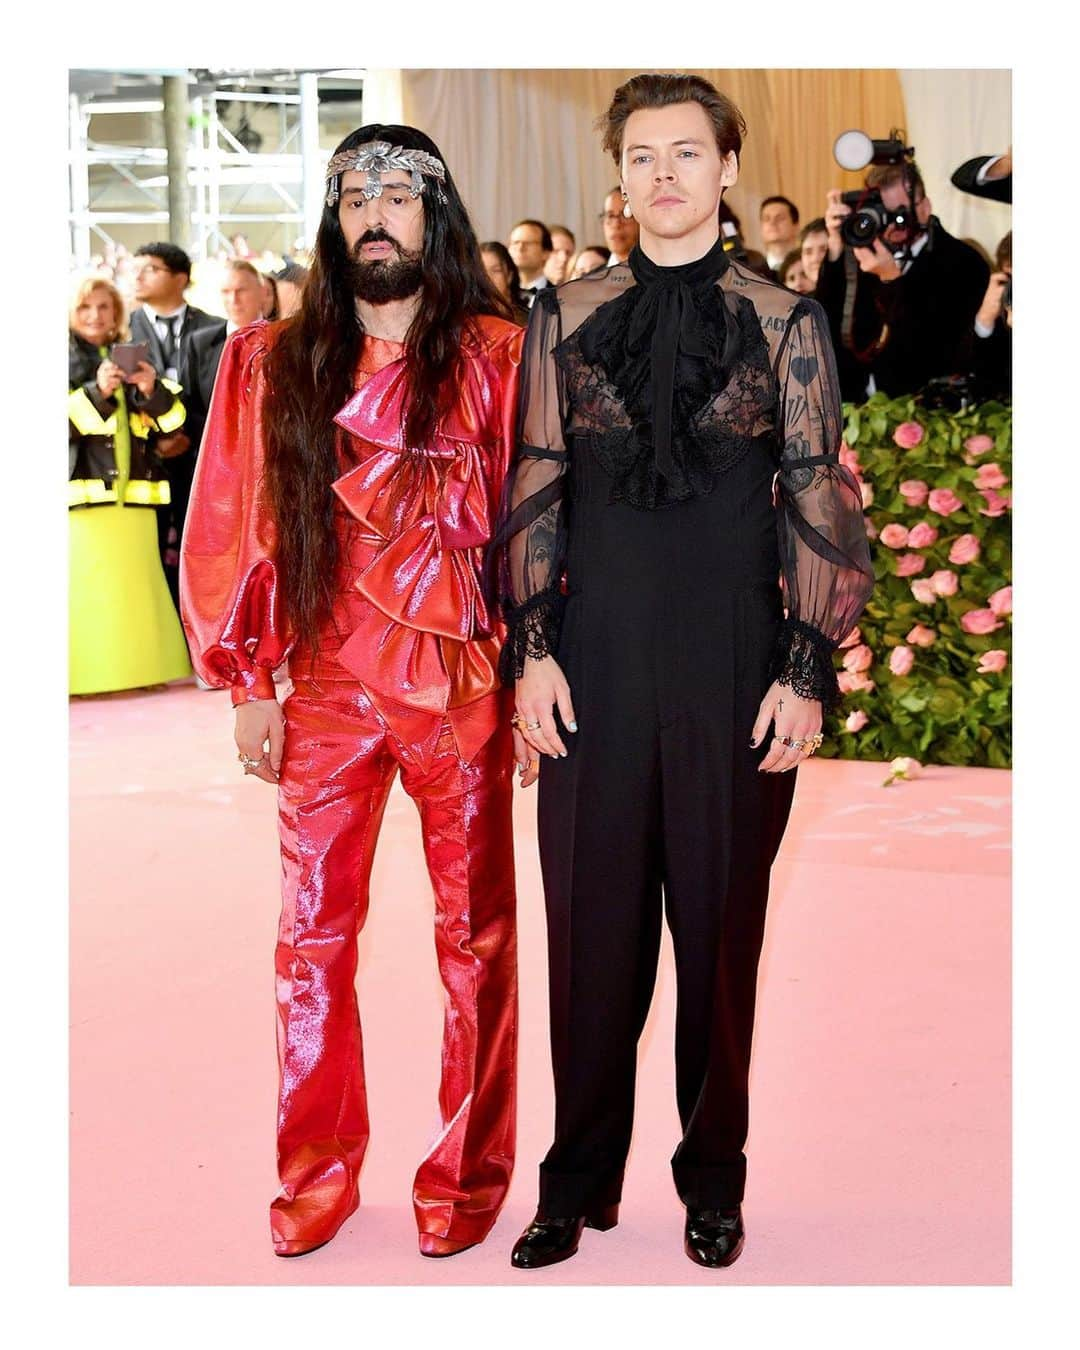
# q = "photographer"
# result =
<box><xmin>815</xmin><ymin>161</ymin><xmax>989</xmax><ymax>401</ymax></box>
<box><xmin>972</xmin><ymin>230</ymin><xmax>1012</xmax><ymax>401</ymax></box>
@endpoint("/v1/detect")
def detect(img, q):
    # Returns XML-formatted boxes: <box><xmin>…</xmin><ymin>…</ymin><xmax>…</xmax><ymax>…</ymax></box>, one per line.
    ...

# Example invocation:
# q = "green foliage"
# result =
<box><xmin>824</xmin><ymin>395</ymin><xmax>1012</xmax><ymax>768</ymax></box>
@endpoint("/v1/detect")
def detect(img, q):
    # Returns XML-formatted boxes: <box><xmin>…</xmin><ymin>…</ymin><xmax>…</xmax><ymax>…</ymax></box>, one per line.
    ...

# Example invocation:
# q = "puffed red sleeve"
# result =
<box><xmin>179</xmin><ymin>325</ymin><xmax>293</xmax><ymax>704</ymax></box>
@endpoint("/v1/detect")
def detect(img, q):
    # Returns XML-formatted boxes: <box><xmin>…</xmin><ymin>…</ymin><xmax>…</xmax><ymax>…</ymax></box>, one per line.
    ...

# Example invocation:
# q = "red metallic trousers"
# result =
<box><xmin>270</xmin><ymin>678</ymin><xmax>518</xmax><ymax>1256</ymax></box>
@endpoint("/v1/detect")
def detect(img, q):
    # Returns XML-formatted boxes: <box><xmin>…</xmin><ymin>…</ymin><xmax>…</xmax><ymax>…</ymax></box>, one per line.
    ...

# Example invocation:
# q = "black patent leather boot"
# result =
<box><xmin>683</xmin><ymin>1205</ymin><xmax>745</xmax><ymax>1268</ymax></box>
<box><xmin>510</xmin><ymin>1203</ymin><xmax>619</xmax><ymax>1269</ymax></box>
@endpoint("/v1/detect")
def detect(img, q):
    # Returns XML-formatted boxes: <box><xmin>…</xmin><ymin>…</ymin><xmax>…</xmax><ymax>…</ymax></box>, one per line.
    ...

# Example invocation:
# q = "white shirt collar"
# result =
<box><xmin>143</xmin><ymin>301</ymin><xmax>187</xmax><ymax>324</ymax></box>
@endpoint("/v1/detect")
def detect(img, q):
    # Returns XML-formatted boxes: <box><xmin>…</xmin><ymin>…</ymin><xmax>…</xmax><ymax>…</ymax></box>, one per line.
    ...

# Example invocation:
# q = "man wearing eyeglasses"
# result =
<box><xmin>599</xmin><ymin>185</ymin><xmax>640</xmax><ymax>265</ymax></box>
<box><xmin>130</xmin><ymin>243</ymin><xmax>226</xmax><ymax>606</ymax></box>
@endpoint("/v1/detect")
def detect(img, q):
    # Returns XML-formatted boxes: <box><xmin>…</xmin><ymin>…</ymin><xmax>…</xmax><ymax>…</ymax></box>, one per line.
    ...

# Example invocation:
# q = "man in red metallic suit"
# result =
<box><xmin>180</xmin><ymin>126</ymin><xmax>526</xmax><ymax>1259</ymax></box>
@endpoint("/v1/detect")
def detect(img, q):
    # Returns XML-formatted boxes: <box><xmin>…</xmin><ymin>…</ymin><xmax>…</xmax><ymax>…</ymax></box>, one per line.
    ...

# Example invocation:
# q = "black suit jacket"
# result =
<box><xmin>814</xmin><ymin>218</ymin><xmax>990</xmax><ymax>399</ymax></box>
<box><xmin>950</xmin><ymin>155</ymin><xmax>1012</xmax><ymax>205</ymax></box>
<box><xmin>130</xmin><ymin>304</ymin><xmax>227</xmax><ymax>452</ymax></box>
<box><xmin>185</xmin><ymin>324</ymin><xmax>229</xmax><ymax>442</ymax></box>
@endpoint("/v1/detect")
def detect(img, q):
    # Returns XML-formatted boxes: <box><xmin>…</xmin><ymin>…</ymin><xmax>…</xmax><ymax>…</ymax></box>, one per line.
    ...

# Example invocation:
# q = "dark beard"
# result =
<box><xmin>345</xmin><ymin>235</ymin><xmax>424</xmax><ymax>304</ymax></box>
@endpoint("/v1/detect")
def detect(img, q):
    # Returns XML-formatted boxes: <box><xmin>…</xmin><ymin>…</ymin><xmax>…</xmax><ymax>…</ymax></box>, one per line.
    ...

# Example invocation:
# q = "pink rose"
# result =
<box><xmin>837</xmin><ymin>625</ymin><xmax>862</xmax><ymax>649</ymax></box>
<box><xmin>879</xmin><ymin>523</ymin><xmax>909</xmax><ymax>549</ymax></box>
<box><xmin>865</xmin><ymin>519</ymin><xmax>879</xmax><ymax>540</ymax></box>
<box><xmin>928</xmin><ymin>487</ymin><xmax>964</xmax><ymax>516</ymax></box>
<box><xmin>893</xmin><ymin>421</ymin><xmax>924</xmax><ymax>449</ymax></box>
<box><xmin>907</xmin><ymin>522</ymin><xmax>939</xmax><ymax>549</ymax></box>
<box><xmin>930</xmin><ymin>569</ymin><xmax>958</xmax><ymax>597</ymax></box>
<box><xmin>895</xmin><ymin>552</ymin><xmax>926</xmax><ymax>577</ymax></box>
<box><xmin>845</xmin><ymin>709</ymin><xmax>869</xmax><ymax>732</ymax></box>
<box><xmin>960</xmin><ymin>608</ymin><xmax>1003</xmax><ymax>635</ymax></box>
<box><xmin>973</xmin><ymin>462</ymin><xmax>1008</xmax><ymax>491</ymax></box>
<box><xmin>979</xmin><ymin>488</ymin><xmax>1010</xmax><ymax>518</ymax></box>
<box><xmin>839</xmin><ymin>445</ymin><xmax>862</xmax><ymax>475</ymax></box>
<box><xmin>963</xmin><ymin>434</ymin><xmax>994</xmax><ymax>460</ymax></box>
<box><xmin>948</xmin><ymin>534</ymin><xmax>981</xmax><ymax>565</ymax></box>
<box><xmin>906</xmin><ymin>624</ymin><xmax>937</xmax><ymax>648</ymax></box>
<box><xmin>838</xmin><ymin>671</ymin><xmax>875</xmax><ymax>694</ymax></box>
<box><xmin>899</xmin><ymin>479</ymin><xmax>929</xmax><ymax>507</ymax></box>
<box><xmin>988</xmin><ymin>585</ymin><xmax>1012</xmax><ymax>616</ymax></box>
<box><xmin>883</xmin><ymin>756</ymin><xmax>923</xmax><ymax>786</ymax></box>
<box><xmin>842</xmin><ymin>643</ymin><xmax>873</xmax><ymax>674</ymax></box>
<box><xmin>889</xmin><ymin>645</ymin><xmax>915</xmax><ymax>676</ymax></box>
<box><xmin>859</xmin><ymin>480</ymin><xmax>875</xmax><ymax>509</ymax></box>
<box><xmin>976</xmin><ymin>649</ymin><xmax>1008</xmax><ymax>674</ymax></box>
<box><xmin>910</xmin><ymin>578</ymin><xmax>938</xmax><ymax>604</ymax></box>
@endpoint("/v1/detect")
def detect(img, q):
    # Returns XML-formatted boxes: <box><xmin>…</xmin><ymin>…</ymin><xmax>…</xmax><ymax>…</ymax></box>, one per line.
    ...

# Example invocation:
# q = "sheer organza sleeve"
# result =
<box><xmin>769</xmin><ymin>298</ymin><xmax>874</xmax><ymax>709</ymax></box>
<box><xmin>179</xmin><ymin>327</ymin><xmax>294</xmax><ymax>705</ymax></box>
<box><xmin>488</xmin><ymin>288</ymin><xmax>570</xmax><ymax>683</ymax></box>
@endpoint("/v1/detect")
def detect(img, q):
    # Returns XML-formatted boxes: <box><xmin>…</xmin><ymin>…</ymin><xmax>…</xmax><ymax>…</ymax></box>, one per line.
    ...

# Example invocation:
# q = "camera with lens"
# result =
<box><xmin>838</xmin><ymin>189</ymin><xmax>918</xmax><ymax>249</ymax></box>
<box><xmin>833</xmin><ymin>129</ymin><xmax>920</xmax><ymax>250</ymax></box>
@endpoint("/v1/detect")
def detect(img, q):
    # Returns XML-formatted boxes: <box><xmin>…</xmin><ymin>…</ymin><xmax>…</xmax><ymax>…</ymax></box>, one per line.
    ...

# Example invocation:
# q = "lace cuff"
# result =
<box><xmin>768</xmin><ymin>617</ymin><xmax>841</xmax><ymax>711</ymax></box>
<box><xmin>499</xmin><ymin>586</ymin><xmax>566</xmax><ymax>684</ymax></box>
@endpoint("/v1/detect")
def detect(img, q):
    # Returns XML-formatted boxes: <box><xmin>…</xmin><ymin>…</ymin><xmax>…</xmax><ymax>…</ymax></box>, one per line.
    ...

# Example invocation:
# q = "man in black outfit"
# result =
<box><xmin>814</xmin><ymin>163</ymin><xmax>989</xmax><ymax>401</ymax></box>
<box><xmin>129</xmin><ymin>243</ymin><xmax>226</xmax><ymax>603</ymax></box>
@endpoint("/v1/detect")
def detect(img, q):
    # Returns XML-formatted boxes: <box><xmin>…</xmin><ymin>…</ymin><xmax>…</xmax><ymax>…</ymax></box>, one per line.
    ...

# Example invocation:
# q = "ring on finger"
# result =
<box><xmin>525</xmin><ymin>719</ymin><xmax>542</xmax><ymax>731</ymax></box>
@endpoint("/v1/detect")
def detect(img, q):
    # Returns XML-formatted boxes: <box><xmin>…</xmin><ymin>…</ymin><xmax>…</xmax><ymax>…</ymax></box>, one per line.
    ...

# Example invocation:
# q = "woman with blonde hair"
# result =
<box><xmin>68</xmin><ymin>275</ymin><xmax>191</xmax><ymax>694</ymax></box>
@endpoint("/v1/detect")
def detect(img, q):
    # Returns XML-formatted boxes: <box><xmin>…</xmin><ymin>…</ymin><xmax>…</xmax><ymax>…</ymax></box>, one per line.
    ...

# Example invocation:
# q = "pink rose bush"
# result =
<box><xmin>893</xmin><ymin>421</ymin><xmax>924</xmax><ymax>449</ymax></box>
<box><xmin>819</xmin><ymin>397</ymin><xmax>1010</xmax><ymax>769</ymax></box>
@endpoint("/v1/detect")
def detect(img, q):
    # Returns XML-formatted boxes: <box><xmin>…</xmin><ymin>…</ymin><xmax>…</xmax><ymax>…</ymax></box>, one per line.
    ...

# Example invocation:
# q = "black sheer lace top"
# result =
<box><xmin>488</xmin><ymin>241</ymin><xmax>874</xmax><ymax>708</ymax></box>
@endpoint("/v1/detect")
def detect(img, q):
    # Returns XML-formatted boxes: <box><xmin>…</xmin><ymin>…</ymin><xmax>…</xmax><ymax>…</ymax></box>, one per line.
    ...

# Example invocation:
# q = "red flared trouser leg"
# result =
<box><xmin>270</xmin><ymin>685</ymin><xmax>397</xmax><ymax>1255</ymax></box>
<box><xmin>398</xmin><ymin>722</ymin><xmax>518</xmax><ymax>1253</ymax></box>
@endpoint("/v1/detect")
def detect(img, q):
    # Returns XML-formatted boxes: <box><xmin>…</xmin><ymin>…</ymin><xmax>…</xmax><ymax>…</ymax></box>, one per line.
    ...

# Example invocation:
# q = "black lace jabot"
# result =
<box><xmin>568</xmin><ymin>235</ymin><xmax>771</xmax><ymax>510</ymax></box>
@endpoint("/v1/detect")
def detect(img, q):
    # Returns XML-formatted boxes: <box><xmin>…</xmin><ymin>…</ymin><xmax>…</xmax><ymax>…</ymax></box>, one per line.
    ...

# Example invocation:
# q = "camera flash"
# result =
<box><xmin>834</xmin><ymin>130</ymin><xmax>874</xmax><ymax>172</ymax></box>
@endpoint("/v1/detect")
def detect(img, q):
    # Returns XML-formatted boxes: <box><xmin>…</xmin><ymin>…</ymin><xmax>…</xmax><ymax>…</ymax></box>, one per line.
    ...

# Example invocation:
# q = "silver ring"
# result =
<box><xmin>525</xmin><ymin>720</ymin><xmax>542</xmax><ymax>731</ymax></box>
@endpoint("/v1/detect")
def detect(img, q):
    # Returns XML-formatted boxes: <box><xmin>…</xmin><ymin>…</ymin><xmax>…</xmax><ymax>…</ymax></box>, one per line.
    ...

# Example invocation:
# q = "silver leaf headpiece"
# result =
<box><xmin>325</xmin><ymin>141</ymin><xmax>448</xmax><ymax>207</ymax></box>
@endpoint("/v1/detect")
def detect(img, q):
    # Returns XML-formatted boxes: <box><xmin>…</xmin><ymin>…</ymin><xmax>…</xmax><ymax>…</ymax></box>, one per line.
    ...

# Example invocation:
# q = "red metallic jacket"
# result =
<box><xmin>180</xmin><ymin>316</ymin><xmax>524</xmax><ymax>769</ymax></box>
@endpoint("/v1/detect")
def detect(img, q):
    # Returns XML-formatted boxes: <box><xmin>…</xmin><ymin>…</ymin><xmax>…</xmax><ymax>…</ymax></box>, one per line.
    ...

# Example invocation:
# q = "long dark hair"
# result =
<box><xmin>262</xmin><ymin>124</ymin><xmax>510</xmax><ymax>654</ymax></box>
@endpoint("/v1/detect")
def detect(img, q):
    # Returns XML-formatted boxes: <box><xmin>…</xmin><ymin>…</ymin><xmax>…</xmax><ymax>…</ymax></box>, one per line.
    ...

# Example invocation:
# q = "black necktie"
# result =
<box><xmin>162</xmin><ymin>315</ymin><xmax>180</xmax><ymax>369</ymax></box>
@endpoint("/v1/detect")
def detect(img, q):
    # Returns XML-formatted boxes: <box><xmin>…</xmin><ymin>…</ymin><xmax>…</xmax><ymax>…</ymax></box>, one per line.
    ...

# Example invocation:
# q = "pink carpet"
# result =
<box><xmin>70</xmin><ymin>681</ymin><xmax>1010</xmax><ymax>1285</ymax></box>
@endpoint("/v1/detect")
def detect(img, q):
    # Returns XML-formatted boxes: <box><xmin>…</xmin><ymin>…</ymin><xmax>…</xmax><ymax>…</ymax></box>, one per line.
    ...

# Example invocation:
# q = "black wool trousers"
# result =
<box><xmin>535</xmin><ymin>446</ymin><xmax>797</xmax><ymax>1217</ymax></box>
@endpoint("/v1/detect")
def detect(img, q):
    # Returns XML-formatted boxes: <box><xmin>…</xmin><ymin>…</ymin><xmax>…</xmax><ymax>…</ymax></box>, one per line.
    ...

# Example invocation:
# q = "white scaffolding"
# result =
<box><xmin>68</xmin><ymin>70</ymin><xmax>365</xmax><ymax>265</ymax></box>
